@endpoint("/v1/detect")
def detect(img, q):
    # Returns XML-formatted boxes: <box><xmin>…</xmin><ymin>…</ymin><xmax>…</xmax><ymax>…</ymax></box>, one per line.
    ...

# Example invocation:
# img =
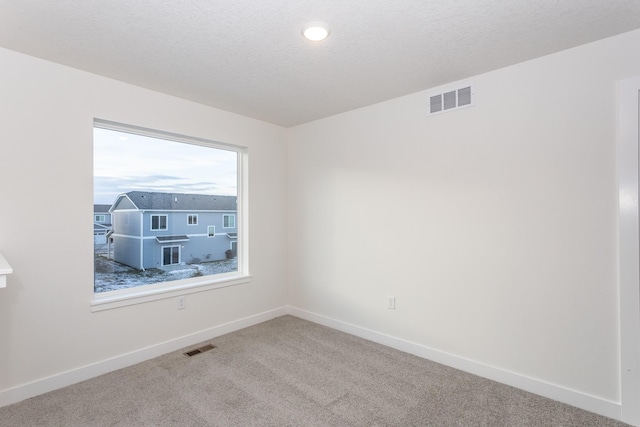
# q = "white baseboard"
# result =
<box><xmin>286</xmin><ymin>306</ymin><xmax>622</xmax><ymax>422</ymax></box>
<box><xmin>1</xmin><ymin>305</ymin><xmax>623</xmax><ymax>422</ymax></box>
<box><xmin>0</xmin><ymin>306</ymin><xmax>288</xmax><ymax>408</ymax></box>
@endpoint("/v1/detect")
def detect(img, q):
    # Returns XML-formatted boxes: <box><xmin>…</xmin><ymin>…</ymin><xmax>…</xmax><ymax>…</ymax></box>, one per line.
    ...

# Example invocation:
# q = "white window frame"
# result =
<box><xmin>151</xmin><ymin>214</ymin><xmax>168</xmax><ymax>231</ymax></box>
<box><xmin>91</xmin><ymin>119</ymin><xmax>250</xmax><ymax>312</ymax></box>
<box><xmin>223</xmin><ymin>214</ymin><xmax>235</xmax><ymax>228</ymax></box>
<box><xmin>95</xmin><ymin>214</ymin><xmax>106</xmax><ymax>222</ymax></box>
<box><xmin>207</xmin><ymin>225</ymin><xmax>216</xmax><ymax>238</ymax></box>
<box><xmin>161</xmin><ymin>245</ymin><xmax>181</xmax><ymax>266</ymax></box>
<box><xmin>187</xmin><ymin>214</ymin><xmax>198</xmax><ymax>225</ymax></box>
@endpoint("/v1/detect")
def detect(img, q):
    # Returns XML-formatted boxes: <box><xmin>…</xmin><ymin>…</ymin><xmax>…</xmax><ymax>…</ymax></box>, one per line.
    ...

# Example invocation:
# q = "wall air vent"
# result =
<box><xmin>428</xmin><ymin>85</ymin><xmax>474</xmax><ymax>116</ymax></box>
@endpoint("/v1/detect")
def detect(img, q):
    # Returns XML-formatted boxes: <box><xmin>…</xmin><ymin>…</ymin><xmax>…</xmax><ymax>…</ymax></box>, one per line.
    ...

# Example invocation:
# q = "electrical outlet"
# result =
<box><xmin>178</xmin><ymin>296</ymin><xmax>186</xmax><ymax>310</ymax></box>
<box><xmin>387</xmin><ymin>296</ymin><xmax>396</xmax><ymax>310</ymax></box>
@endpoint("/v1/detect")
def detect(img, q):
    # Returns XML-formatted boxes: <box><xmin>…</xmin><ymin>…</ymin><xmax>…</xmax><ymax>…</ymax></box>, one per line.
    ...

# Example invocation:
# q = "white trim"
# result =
<box><xmin>223</xmin><ymin>214</ymin><xmax>236</xmax><ymax>228</ymax></box>
<box><xmin>109</xmin><ymin>208</ymin><xmax>138</xmax><ymax>213</ymax></box>
<box><xmin>94</xmin><ymin>118</ymin><xmax>243</xmax><ymax>151</ymax></box>
<box><xmin>187</xmin><ymin>214</ymin><xmax>198</xmax><ymax>225</ymax></box>
<box><xmin>110</xmin><ymin>234</ymin><xmax>140</xmax><ymax>239</ymax></box>
<box><xmin>93</xmin><ymin>118</ymin><xmax>249</xmax><ymax>307</ymax></box>
<box><xmin>1</xmin><ymin>304</ymin><xmax>620</xmax><ymax>418</ymax></box>
<box><xmin>161</xmin><ymin>245</ymin><xmax>181</xmax><ymax>266</ymax></box>
<box><xmin>0</xmin><ymin>307</ymin><xmax>285</xmax><ymax>408</ymax></box>
<box><xmin>139</xmin><ymin>211</ymin><xmax>145</xmax><ymax>271</ymax></box>
<box><xmin>91</xmin><ymin>273</ymin><xmax>251</xmax><ymax>312</ymax></box>
<box><xmin>237</xmin><ymin>147</ymin><xmax>249</xmax><ymax>277</ymax></box>
<box><xmin>109</xmin><ymin>194</ymin><xmax>140</xmax><ymax>212</ymax></box>
<box><xmin>286</xmin><ymin>307</ymin><xmax>622</xmax><ymax>421</ymax></box>
<box><xmin>618</xmin><ymin>76</ymin><xmax>640</xmax><ymax>426</ymax></box>
<box><xmin>207</xmin><ymin>225</ymin><xmax>216</xmax><ymax>238</ymax></box>
<box><xmin>150</xmin><ymin>214</ymin><xmax>168</xmax><ymax>231</ymax></box>
<box><xmin>122</xmin><ymin>209</ymin><xmax>236</xmax><ymax>213</ymax></box>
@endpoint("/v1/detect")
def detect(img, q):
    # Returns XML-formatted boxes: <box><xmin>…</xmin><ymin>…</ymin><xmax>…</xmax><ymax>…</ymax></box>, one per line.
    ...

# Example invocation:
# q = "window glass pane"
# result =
<box><xmin>151</xmin><ymin>215</ymin><xmax>167</xmax><ymax>230</ymax></box>
<box><xmin>94</xmin><ymin>125</ymin><xmax>239</xmax><ymax>293</ymax></box>
<box><xmin>223</xmin><ymin>214</ymin><xmax>235</xmax><ymax>228</ymax></box>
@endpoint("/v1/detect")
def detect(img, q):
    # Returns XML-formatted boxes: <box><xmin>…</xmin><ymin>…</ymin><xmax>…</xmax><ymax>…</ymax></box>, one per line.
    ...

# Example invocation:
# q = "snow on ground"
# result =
<box><xmin>94</xmin><ymin>255</ymin><xmax>238</xmax><ymax>293</ymax></box>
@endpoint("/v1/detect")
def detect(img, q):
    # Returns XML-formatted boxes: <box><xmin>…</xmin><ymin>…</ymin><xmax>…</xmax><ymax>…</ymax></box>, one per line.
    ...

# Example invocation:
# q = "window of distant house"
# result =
<box><xmin>223</xmin><ymin>214</ymin><xmax>235</xmax><ymax>228</ymax></box>
<box><xmin>151</xmin><ymin>214</ymin><xmax>168</xmax><ymax>230</ymax></box>
<box><xmin>92</xmin><ymin>119</ymin><xmax>246</xmax><ymax>301</ymax></box>
<box><xmin>162</xmin><ymin>245</ymin><xmax>181</xmax><ymax>266</ymax></box>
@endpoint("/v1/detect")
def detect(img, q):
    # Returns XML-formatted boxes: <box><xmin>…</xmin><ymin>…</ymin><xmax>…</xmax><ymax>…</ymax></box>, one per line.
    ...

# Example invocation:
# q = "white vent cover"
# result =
<box><xmin>429</xmin><ymin>85</ymin><xmax>474</xmax><ymax>115</ymax></box>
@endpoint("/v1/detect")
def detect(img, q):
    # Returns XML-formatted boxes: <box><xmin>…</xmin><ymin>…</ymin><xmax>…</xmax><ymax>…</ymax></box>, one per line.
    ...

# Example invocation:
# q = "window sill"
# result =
<box><xmin>90</xmin><ymin>273</ymin><xmax>251</xmax><ymax>312</ymax></box>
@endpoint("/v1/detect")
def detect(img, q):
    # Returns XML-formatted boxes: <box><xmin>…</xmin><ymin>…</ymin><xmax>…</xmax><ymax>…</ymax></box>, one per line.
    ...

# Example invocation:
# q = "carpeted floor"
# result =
<box><xmin>0</xmin><ymin>315</ymin><xmax>631</xmax><ymax>426</ymax></box>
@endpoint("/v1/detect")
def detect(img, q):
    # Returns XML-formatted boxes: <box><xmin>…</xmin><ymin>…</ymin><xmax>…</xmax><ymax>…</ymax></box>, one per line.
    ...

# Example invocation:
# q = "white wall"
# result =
<box><xmin>0</xmin><ymin>47</ymin><xmax>288</xmax><ymax>401</ymax></box>
<box><xmin>2</xmin><ymin>25</ymin><xmax>640</xmax><ymax>421</ymax></box>
<box><xmin>287</xmin><ymin>29</ymin><xmax>640</xmax><ymax>409</ymax></box>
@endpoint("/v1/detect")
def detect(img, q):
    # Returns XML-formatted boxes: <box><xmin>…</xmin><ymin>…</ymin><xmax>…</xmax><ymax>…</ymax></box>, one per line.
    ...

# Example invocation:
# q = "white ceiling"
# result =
<box><xmin>1</xmin><ymin>1</ymin><xmax>639</xmax><ymax>127</ymax></box>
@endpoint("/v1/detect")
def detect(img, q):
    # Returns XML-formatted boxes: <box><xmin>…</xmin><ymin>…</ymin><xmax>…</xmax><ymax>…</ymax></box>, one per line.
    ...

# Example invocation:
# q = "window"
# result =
<box><xmin>92</xmin><ymin>119</ymin><xmax>248</xmax><ymax>309</ymax></box>
<box><xmin>162</xmin><ymin>246</ymin><xmax>181</xmax><ymax>266</ymax></box>
<box><xmin>151</xmin><ymin>215</ymin><xmax>168</xmax><ymax>230</ymax></box>
<box><xmin>223</xmin><ymin>214</ymin><xmax>235</xmax><ymax>228</ymax></box>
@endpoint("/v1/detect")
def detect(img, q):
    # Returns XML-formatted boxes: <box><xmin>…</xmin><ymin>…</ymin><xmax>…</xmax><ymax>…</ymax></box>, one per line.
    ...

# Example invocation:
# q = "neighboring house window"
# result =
<box><xmin>223</xmin><ymin>214</ymin><xmax>235</xmax><ymax>228</ymax></box>
<box><xmin>93</xmin><ymin>119</ymin><xmax>247</xmax><ymax>303</ymax></box>
<box><xmin>151</xmin><ymin>215</ymin><xmax>168</xmax><ymax>230</ymax></box>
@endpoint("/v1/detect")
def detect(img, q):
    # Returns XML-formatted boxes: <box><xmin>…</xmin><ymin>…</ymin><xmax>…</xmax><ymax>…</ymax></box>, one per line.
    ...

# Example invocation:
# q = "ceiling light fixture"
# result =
<box><xmin>302</xmin><ymin>22</ymin><xmax>330</xmax><ymax>42</ymax></box>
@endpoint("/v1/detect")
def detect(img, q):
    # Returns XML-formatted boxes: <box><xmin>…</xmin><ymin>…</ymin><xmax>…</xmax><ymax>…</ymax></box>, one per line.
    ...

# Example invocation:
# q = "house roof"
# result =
<box><xmin>93</xmin><ymin>223</ymin><xmax>112</xmax><ymax>232</ymax></box>
<box><xmin>115</xmin><ymin>191</ymin><xmax>236</xmax><ymax>212</ymax></box>
<box><xmin>94</xmin><ymin>204</ymin><xmax>112</xmax><ymax>213</ymax></box>
<box><xmin>156</xmin><ymin>235</ymin><xmax>190</xmax><ymax>243</ymax></box>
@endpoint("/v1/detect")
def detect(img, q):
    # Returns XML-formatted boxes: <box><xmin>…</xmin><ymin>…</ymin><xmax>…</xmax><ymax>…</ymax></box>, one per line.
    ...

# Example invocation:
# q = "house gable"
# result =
<box><xmin>110</xmin><ymin>195</ymin><xmax>138</xmax><ymax>211</ymax></box>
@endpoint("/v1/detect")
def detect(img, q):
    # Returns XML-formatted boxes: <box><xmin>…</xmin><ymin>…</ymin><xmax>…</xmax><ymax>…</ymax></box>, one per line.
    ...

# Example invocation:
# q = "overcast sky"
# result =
<box><xmin>94</xmin><ymin>127</ymin><xmax>237</xmax><ymax>205</ymax></box>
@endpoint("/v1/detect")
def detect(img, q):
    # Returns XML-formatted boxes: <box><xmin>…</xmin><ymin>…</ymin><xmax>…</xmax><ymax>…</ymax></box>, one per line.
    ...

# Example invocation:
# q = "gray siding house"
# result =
<box><xmin>109</xmin><ymin>191</ymin><xmax>237</xmax><ymax>270</ymax></box>
<box><xmin>94</xmin><ymin>204</ymin><xmax>113</xmax><ymax>244</ymax></box>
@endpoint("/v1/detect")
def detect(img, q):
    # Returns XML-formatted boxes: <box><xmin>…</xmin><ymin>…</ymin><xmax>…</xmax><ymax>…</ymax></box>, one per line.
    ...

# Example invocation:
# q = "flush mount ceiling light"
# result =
<box><xmin>302</xmin><ymin>22</ymin><xmax>330</xmax><ymax>41</ymax></box>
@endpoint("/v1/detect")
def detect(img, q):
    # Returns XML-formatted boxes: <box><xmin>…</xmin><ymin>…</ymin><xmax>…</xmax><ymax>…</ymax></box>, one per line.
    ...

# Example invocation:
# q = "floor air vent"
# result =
<box><xmin>184</xmin><ymin>344</ymin><xmax>216</xmax><ymax>357</ymax></box>
<box><xmin>429</xmin><ymin>85</ymin><xmax>474</xmax><ymax>116</ymax></box>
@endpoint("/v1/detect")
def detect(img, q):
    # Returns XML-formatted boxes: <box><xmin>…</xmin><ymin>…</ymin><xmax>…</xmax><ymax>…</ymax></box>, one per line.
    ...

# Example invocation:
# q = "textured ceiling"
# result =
<box><xmin>1</xmin><ymin>1</ymin><xmax>639</xmax><ymax>127</ymax></box>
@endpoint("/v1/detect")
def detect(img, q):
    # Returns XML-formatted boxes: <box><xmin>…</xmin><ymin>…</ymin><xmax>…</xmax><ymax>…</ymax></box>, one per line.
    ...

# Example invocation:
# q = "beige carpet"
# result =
<box><xmin>0</xmin><ymin>315</ymin><xmax>630</xmax><ymax>426</ymax></box>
